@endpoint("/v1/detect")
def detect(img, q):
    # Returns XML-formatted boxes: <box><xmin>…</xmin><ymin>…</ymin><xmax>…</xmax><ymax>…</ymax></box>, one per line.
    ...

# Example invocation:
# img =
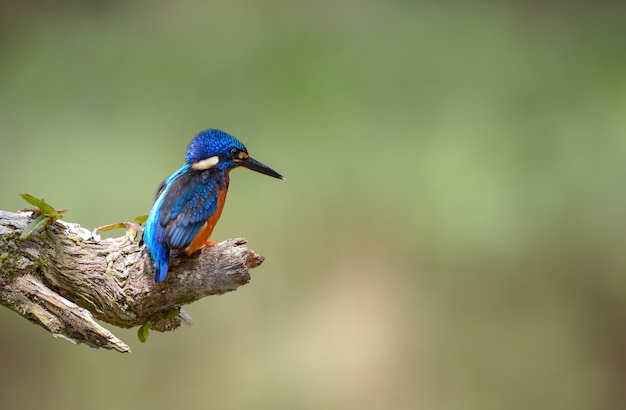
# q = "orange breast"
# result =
<box><xmin>183</xmin><ymin>188</ymin><xmax>228</xmax><ymax>255</ymax></box>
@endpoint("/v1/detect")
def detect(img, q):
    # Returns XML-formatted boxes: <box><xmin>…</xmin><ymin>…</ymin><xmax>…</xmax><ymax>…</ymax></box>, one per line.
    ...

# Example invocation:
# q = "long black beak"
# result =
<box><xmin>240</xmin><ymin>157</ymin><xmax>284</xmax><ymax>180</ymax></box>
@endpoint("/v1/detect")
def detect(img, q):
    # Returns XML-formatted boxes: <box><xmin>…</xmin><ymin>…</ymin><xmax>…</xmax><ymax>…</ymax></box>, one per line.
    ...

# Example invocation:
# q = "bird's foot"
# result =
<box><xmin>201</xmin><ymin>241</ymin><xmax>218</xmax><ymax>251</ymax></box>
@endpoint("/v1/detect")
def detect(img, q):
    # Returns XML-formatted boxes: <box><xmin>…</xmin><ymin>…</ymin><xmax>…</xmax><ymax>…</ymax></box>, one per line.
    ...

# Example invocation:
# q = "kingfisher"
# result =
<box><xmin>142</xmin><ymin>129</ymin><xmax>283</xmax><ymax>282</ymax></box>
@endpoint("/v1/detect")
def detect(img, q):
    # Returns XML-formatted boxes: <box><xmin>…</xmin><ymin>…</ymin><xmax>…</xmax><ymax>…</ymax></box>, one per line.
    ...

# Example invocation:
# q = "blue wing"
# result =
<box><xmin>143</xmin><ymin>165</ymin><xmax>228</xmax><ymax>281</ymax></box>
<box><xmin>158</xmin><ymin>168</ymin><xmax>223</xmax><ymax>252</ymax></box>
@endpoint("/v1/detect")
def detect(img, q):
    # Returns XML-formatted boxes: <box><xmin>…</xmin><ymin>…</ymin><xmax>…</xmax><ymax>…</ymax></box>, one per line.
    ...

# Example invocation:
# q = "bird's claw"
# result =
<box><xmin>201</xmin><ymin>241</ymin><xmax>218</xmax><ymax>251</ymax></box>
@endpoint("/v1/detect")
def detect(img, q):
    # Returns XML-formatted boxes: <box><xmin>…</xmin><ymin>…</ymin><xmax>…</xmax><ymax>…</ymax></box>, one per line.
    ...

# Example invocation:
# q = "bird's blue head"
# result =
<box><xmin>185</xmin><ymin>129</ymin><xmax>283</xmax><ymax>179</ymax></box>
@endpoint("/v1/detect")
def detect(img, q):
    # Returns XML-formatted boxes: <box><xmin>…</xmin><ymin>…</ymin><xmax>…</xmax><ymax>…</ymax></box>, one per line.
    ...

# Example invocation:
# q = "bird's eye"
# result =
<box><xmin>230</xmin><ymin>148</ymin><xmax>249</xmax><ymax>161</ymax></box>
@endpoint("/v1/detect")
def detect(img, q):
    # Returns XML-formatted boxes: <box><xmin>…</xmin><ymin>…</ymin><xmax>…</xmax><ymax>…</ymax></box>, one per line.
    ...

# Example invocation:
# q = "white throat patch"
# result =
<box><xmin>191</xmin><ymin>156</ymin><xmax>219</xmax><ymax>170</ymax></box>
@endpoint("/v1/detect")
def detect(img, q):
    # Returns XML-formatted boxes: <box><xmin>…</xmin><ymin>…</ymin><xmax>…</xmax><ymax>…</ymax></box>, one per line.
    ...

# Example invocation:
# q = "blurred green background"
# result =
<box><xmin>1</xmin><ymin>1</ymin><xmax>625</xmax><ymax>409</ymax></box>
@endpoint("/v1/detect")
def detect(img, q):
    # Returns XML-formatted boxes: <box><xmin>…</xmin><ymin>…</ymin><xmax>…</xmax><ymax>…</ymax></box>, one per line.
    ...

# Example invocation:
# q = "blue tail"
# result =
<box><xmin>143</xmin><ymin>207</ymin><xmax>172</xmax><ymax>282</ymax></box>
<box><xmin>154</xmin><ymin>257</ymin><xmax>170</xmax><ymax>282</ymax></box>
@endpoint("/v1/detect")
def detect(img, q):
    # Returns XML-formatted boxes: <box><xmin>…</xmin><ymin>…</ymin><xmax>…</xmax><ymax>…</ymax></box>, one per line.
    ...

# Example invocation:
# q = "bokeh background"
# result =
<box><xmin>1</xmin><ymin>1</ymin><xmax>625</xmax><ymax>409</ymax></box>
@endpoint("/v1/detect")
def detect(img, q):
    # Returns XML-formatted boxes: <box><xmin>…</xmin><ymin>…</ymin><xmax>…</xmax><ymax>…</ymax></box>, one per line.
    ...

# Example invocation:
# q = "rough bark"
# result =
<box><xmin>0</xmin><ymin>210</ymin><xmax>264</xmax><ymax>353</ymax></box>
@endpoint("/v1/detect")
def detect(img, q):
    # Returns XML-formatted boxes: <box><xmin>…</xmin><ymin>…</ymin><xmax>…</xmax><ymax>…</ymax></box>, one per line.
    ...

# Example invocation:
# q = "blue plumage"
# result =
<box><xmin>142</xmin><ymin>129</ymin><xmax>283</xmax><ymax>282</ymax></box>
<box><xmin>160</xmin><ymin>168</ymin><xmax>224</xmax><ymax>249</ymax></box>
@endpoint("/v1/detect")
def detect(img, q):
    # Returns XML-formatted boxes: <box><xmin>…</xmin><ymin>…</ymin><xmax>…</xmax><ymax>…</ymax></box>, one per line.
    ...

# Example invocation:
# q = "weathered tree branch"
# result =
<box><xmin>0</xmin><ymin>210</ymin><xmax>264</xmax><ymax>352</ymax></box>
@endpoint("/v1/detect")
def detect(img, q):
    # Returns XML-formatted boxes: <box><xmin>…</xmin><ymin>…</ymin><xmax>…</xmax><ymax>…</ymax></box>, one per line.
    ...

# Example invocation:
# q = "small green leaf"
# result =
<box><xmin>138</xmin><ymin>321</ymin><xmax>152</xmax><ymax>343</ymax></box>
<box><xmin>165</xmin><ymin>308</ymin><xmax>180</xmax><ymax>320</ymax></box>
<box><xmin>20</xmin><ymin>215</ymin><xmax>50</xmax><ymax>239</ymax></box>
<box><xmin>21</xmin><ymin>194</ymin><xmax>58</xmax><ymax>218</ymax></box>
<box><xmin>134</xmin><ymin>214</ymin><xmax>148</xmax><ymax>225</ymax></box>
